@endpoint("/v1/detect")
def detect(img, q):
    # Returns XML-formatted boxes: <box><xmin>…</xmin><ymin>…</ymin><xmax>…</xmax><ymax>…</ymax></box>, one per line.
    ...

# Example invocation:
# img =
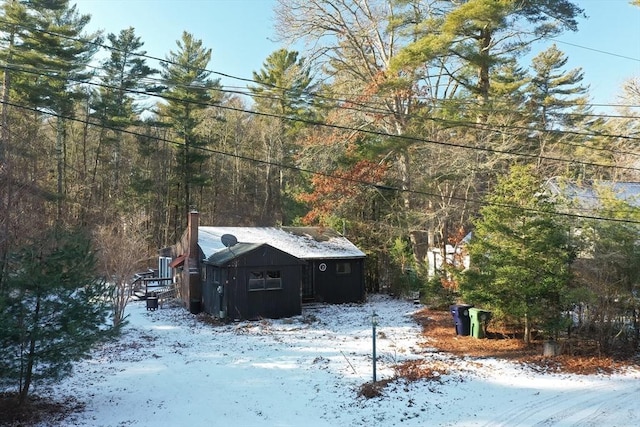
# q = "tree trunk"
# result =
<box><xmin>409</xmin><ymin>230</ymin><xmax>428</xmax><ymax>266</ymax></box>
<box><xmin>262</xmin><ymin>139</ymin><xmax>273</xmax><ymax>222</ymax></box>
<box><xmin>398</xmin><ymin>148</ymin><xmax>411</xmax><ymax>210</ymax></box>
<box><xmin>55</xmin><ymin>118</ymin><xmax>66</xmax><ymax>221</ymax></box>
<box><xmin>476</xmin><ymin>28</ymin><xmax>492</xmax><ymax>124</ymax></box>
<box><xmin>0</xmin><ymin>46</ymin><xmax>13</xmax><ymax>288</ymax></box>
<box><xmin>183</xmin><ymin>137</ymin><xmax>190</xmax><ymax>227</ymax></box>
<box><xmin>19</xmin><ymin>295</ymin><xmax>41</xmax><ymax>407</ymax></box>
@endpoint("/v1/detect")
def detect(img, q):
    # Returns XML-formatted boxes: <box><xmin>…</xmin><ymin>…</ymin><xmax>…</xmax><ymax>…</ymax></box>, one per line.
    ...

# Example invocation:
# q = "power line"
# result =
<box><xmin>3</xmin><ymin>97</ymin><xmax>639</xmax><ymax>226</ymax></box>
<box><xmin>2</xmin><ymin>19</ymin><xmax>640</xmax><ymax>175</ymax></box>
<box><xmin>5</xmin><ymin>61</ymin><xmax>640</xmax><ymax>174</ymax></box>
<box><xmin>2</xmin><ymin>15</ymin><xmax>640</xmax><ymax>161</ymax></box>
<box><xmin>546</xmin><ymin>37</ymin><xmax>640</xmax><ymax>63</ymax></box>
<box><xmin>3</xmin><ymin>17</ymin><xmax>640</xmax><ymax>114</ymax></box>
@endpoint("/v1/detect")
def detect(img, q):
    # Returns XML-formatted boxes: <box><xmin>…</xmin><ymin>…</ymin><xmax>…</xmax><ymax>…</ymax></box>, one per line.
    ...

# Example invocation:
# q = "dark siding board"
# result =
<box><xmin>202</xmin><ymin>244</ymin><xmax>303</xmax><ymax>320</ymax></box>
<box><xmin>246</xmin><ymin>265</ymin><xmax>301</xmax><ymax>319</ymax></box>
<box><xmin>202</xmin><ymin>266</ymin><xmax>225</xmax><ymax>315</ymax></box>
<box><xmin>202</xmin><ymin>274</ymin><xmax>214</xmax><ymax>314</ymax></box>
<box><xmin>312</xmin><ymin>259</ymin><xmax>365</xmax><ymax>304</ymax></box>
<box><xmin>228</xmin><ymin>269</ymin><xmax>249</xmax><ymax>320</ymax></box>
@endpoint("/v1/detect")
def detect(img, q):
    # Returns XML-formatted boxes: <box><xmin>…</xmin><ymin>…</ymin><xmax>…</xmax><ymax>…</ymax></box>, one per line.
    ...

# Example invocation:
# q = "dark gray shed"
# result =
<box><xmin>202</xmin><ymin>243</ymin><xmax>305</xmax><ymax>320</ymax></box>
<box><xmin>198</xmin><ymin>226</ymin><xmax>366</xmax><ymax>305</ymax></box>
<box><xmin>164</xmin><ymin>213</ymin><xmax>367</xmax><ymax>319</ymax></box>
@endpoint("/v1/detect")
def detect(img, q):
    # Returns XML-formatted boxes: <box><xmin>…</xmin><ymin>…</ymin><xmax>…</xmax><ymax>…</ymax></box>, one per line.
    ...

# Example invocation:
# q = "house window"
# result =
<box><xmin>265</xmin><ymin>271</ymin><xmax>282</xmax><ymax>290</ymax></box>
<box><xmin>248</xmin><ymin>270</ymin><xmax>283</xmax><ymax>291</ymax></box>
<box><xmin>336</xmin><ymin>262</ymin><xmax>351</xmax><ymax>275</ymax></box>
<box><xmin>248</xmin><ymin>271</ymin><xmax>265</xmax><ymax>290</ymax></box>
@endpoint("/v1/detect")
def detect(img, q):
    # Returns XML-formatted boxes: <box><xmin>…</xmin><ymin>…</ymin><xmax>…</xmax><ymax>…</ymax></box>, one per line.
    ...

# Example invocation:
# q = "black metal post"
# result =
<box><xmin>372</xmin><ymin>311</ymin><xmax>378</xmax><ymax>383</ymax></box>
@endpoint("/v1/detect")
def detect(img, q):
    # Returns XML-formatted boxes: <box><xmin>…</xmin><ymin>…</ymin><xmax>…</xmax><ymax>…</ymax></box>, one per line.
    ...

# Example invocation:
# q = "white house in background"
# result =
<box><xmin>425</xmin><ymin>179</ymin><xmax>639</xmax><ymax>278</ymax></box>
<box><xmin>427</xmin><ymin>233</ymin><xmax>471</xmax><ymax>278</ymax></box>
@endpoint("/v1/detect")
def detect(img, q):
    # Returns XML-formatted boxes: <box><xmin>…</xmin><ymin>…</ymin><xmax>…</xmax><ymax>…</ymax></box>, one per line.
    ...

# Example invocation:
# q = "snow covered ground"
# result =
<box><xmin>46</xmin><ymin>295</ymin><xmax>639</xmax><ymax>426</ymax></box>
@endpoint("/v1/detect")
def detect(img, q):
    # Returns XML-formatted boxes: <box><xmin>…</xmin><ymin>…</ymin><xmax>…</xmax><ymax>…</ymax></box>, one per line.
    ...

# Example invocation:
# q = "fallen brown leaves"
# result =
<box><xmin>362</xmin><ymin>306</ymin><xmax>635</xmax><ymax>398</ymax></box>
<box><xmin>0</xmin><ymin>392</ymin><xmax>84</xmax><ymax>427</ymax></box>
<box><xmin>394</xmin><ymin>359</ymin><xmax>448</xmax><ymax>382</ymax></box>
<box><xmin>413</xmin><ymin>308</ymin><xmax>638</xmax><ymax>376</ymax></box>
<box><xmin>358</xmin><ymin>379</ymin><xmax>394</xmax><ymax>399</ymax></box>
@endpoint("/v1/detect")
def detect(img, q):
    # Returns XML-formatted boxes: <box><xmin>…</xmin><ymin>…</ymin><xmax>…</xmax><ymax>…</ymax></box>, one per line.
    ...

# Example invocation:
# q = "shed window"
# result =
<box><xmin>265</xmin><ymin>271</ymin><xmax>282</xmax><ymax>290</ymax></box>
<box><xmin>248</xmin><ymin>271</ymin><xmax>265</xmax><ymax>291</ymax></box>
<box><xmin>336</xmin><ymin>262</ymin><xmax>351</xmax><ymax>275</ymax></box>
<box><xmin>248</xmin><ymin>270</ymin><xmax>282</xmax><ymax>291</ymax></box>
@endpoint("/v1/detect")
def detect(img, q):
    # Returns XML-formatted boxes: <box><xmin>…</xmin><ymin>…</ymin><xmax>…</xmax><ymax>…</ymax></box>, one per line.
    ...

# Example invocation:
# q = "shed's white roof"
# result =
<box><xmin>198</xmin><ymin>226</ymin><xmax>366</xmax><ymax>260</ymax></box>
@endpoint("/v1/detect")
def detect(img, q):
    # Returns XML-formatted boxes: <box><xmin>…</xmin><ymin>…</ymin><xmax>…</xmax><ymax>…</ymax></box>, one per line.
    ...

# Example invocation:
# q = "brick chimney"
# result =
<box><xmin>186</xmin><ymin>210</ymin><xmax>202</xmax><ymax>314</ymax></box>
<box><xmin>188</xmin><ymin>210</ymin><xmax>199</xmax><ymax>259</ymax></box>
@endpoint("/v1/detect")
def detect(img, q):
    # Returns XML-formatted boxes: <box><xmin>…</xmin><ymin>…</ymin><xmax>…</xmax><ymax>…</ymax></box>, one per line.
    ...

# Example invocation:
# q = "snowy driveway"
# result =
<box><xmin>51</xmin><ymin>296</ymin><xmax>640</xmax><ymax>426</ymax></box>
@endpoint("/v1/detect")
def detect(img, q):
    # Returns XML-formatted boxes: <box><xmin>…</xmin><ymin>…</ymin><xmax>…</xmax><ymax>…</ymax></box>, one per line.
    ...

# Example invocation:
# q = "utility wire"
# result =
<box><xmin>3</xmin><ymin>37</ymin><xmax>639</xmax><ymax>164</ymax></box>
<box><xmin>545</xmin><ymin>37</ymin><xmax>640</xmax><ymax>63</ymax></box>
<box><xmin>3</xmin><ymin>14</ymin><xmax>640</xmax><ymax>151</ymax></box>
<box><xmin>3</xmin><ymin>17</ymin><xmax>640</xmax><ymax>112</ymax></box>
<box><xmin>2</xmin><ymin>97</ymin><xmax>639</xmax><ymax>226</ymax></box>
<box><xmin>2</xmin><ymin>17</ymin><xmax>640</xmax><ymax>220</ymax></box>
<box><xmin>5</xmin><ymin>61</ymin><xmax>640</xmax><ymax>174</ymax></box>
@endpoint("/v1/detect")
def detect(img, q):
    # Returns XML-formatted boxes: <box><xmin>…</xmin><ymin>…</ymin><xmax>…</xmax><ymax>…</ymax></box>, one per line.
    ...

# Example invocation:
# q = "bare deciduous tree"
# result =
<box><xmin>94</xmin><ymin>213</ymin><xmax>151</xmax><ymax>327</ymax></box>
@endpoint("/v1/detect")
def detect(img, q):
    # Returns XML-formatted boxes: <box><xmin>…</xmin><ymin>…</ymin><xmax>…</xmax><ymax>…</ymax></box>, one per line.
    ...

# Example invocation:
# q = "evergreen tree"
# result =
<box><xmin>525</xmin><ymin>44</ymin><xmax>608</xmax><ymax>177</ymax></box>
<box><xmin>0</xmin><ymin>0</ymin><xmax>28</xmax><ymax>163</ymax></box>
<box><xmin>250</xmin><ymin>49</ymin><xmax>314</xmax><ymax>118</ymax></box>
<box><xmin>91</xmin><ymin>27</ymin><xmax>157</xmax><ymax>206</ymax></box>
<box><xmin>391</xmin><ymin>0</ymin><xmax>584</xmax><ymax>123</ymax></box>
<box><xmin>0</xmin><ymin>227</ymin><xmax>113</xmax><ymax>406</ymax></box>
<box><xmin>460</xmin><ymin>165</ymin><xmax>573</xmax><ymax>343</ymax></box>
<box><xmin>9</xmin><ymin>0</ymin><xmax>100</xmax><ymax>220</ymax></box>
<box><xmin>249</xmin><ymin>49</ymin><xmax>316</xmax><ymax>223</ymax></box>
<box><xmin>527</xmin><ymin>45</ymin><xmax>589</xmax><ymax>131</ymax></box>
<box><xmin>0</xmin><ymin>0</ymin><xmax>28</xmax><ymax>287</ymax></box>
<box><xmin>159</xmin><ymin>31</ymin><xmax>221</xmax><ymax>227</ymax></box>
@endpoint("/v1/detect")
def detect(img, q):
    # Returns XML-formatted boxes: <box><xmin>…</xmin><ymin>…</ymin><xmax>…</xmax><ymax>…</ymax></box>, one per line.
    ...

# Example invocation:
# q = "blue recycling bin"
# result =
<box><xmin>450</xmin><ymin>304</ymin><xmax>473</xmax><ymax>336</ymax></box>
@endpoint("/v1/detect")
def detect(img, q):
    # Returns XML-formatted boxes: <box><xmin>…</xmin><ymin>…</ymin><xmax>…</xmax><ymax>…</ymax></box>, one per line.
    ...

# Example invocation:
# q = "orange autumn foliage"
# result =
<box><xmin>298</xmin><ymin>160</ymin><xmax>388</xmax><ymax>224</ymax></box>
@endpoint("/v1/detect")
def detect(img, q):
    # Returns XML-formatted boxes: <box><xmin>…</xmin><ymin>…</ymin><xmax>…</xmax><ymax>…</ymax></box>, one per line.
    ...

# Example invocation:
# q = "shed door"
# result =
<box><xmin>302</xmin><ymin>264</ymin><xmax>314</xmax><ymax>301</ymax></box>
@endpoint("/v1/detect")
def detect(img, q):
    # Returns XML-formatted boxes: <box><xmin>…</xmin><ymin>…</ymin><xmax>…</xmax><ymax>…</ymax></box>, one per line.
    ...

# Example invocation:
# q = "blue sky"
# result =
<box><xmin>74</xmin><ymin>0</ymin><xmax>640</xmax><ymax>112</ymax></box>
<box><xmin>74</xmin><ymin>0</ymin><xmax>279</xmax><ymax>92</ymax></box>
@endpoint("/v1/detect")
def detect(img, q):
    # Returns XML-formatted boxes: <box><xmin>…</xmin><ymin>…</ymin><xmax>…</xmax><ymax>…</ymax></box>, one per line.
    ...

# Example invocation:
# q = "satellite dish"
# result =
<box><xmin>221</xmin><ymin>234</ymin><xmax>238</xmax><ymax>248</ymax></box>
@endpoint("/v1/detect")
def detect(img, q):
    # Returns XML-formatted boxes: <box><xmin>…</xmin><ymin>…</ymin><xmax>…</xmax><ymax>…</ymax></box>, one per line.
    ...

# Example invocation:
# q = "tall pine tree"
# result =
<box><xmin>391</xmin><ymin>0</ymin><xmax>584</xmax><ymax>123</ymax></box>
<box><xmin>91</xmin><ymin>27</ymin><xmax>158</xmax><ymax>210</ymax></box>
<box><xmin>10</xmin><ymin>0</ymin><xmax>100</xmax><ymax>220</ymax></box>
<box><xmin>249</xmin><ymin>49</ymin><xmax>316</xmax><ymax>223</ymax></box>
<box><xmin>159</xmin><ymin>31</ymin><xmax>221</xmax><ymax>228</ymax></box>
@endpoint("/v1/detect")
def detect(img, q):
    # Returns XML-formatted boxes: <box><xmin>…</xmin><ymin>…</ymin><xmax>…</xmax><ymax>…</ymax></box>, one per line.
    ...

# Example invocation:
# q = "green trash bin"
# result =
<box><xmin>469</xmin><ymin>308</ymin><xmax>491</xmax><ymax>338</ymax></box>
